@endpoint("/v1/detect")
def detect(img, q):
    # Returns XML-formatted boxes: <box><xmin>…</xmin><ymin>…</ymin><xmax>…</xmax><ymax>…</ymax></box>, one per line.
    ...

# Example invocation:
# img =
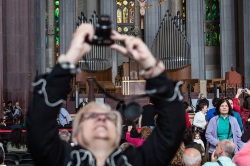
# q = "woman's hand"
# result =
<box><xmin>245</xmin><ymin>88</ymin><xmax>250</xmax><ymax>95</ymax></box>
<box><xmin>64</xmin><ymin>24</ymin><xmax>94</xmax><ymax>65</ymax></box>
<box><xmin>110</xmin><ymin>30</ymin><xmax>156</xmax><ymax>70</ymax></box>
<box><xmin>235</xmin><ymin>88</ymin><xmax>243</xmax><ymax>98</ymax></box>
<box><xmin>128</xmin><ymin>125</ymin><xmax>133</xmax><ymax>132</ymax></box>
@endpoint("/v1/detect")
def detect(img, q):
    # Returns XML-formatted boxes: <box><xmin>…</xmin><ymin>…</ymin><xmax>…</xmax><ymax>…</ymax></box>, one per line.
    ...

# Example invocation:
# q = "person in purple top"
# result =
<box><xmin>205</xmin><ymin>98</ymin><xmax>244</xmax><ymax>156</ymax></box>
<box><xmin>206</xmin><ymin>97</ymin><xmax>243</xmax><ymax>132</ymax></box>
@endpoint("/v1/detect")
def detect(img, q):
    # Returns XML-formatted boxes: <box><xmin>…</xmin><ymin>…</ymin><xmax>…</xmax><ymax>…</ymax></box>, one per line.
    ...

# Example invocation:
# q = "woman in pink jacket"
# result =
<box><xmin>126</xmin><ymin>126</ymin><xmax>152</xmax><ymax>147</ymax></box>
<box><xmin>233</xmin><ymin>88</ymin><xmax>250</xmax><ymax>131</ymax></box>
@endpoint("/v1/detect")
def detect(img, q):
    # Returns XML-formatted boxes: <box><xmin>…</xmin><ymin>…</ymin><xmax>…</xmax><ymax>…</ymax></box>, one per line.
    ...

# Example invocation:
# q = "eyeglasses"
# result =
<box><xmin>82</xmin><ymin>112</ymin><xmax>117</xmax><ymax>124</ymax></box>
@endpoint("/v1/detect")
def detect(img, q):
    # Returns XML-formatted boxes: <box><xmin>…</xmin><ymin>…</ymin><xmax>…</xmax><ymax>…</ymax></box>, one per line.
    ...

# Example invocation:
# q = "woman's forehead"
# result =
<box><xmin>87</xmin><ymin>107</ymin><xmax>110</xmax><ymax>113</ymax></box>
<box><xmin>221</xmin><ymin>101</ymin><xmax>228</xmax><ymax>105</ymax></box>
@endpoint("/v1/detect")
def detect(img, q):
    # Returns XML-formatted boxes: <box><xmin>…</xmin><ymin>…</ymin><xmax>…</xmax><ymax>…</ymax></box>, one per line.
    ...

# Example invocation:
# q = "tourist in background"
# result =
<box><xmin>206</xmin><ymin>98</ymin><xmax>243</xmax><ymax>157</ymax></box>
<box><xmin>58</xmin><ymin>107</ymin><xmax>72</xmax><ymax>126</ymax></box>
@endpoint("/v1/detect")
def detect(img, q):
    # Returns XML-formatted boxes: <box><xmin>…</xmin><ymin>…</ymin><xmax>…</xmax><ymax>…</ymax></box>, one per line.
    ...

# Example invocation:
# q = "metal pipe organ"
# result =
<box><xmin>76</xmin><ymin>12</ymin><xmax>112</xmax><ymax>71</ymax></box>
<box><xmin>151</xmin><ymin>10</ymin><xmax>190</xmax><ymax>70</ymax></box>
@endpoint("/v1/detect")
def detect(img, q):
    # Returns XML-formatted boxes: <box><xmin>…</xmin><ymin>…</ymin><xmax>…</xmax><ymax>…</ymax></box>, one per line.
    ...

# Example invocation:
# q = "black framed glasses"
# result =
<box><xmin>82</xmin><ymin>112</ymin><xmax>117</xmax><ymax>124</ymax></box>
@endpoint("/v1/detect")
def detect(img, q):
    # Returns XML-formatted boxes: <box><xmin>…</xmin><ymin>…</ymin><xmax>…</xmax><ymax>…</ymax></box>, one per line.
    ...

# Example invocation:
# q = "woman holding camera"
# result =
<box><xmin>26</xmin><ymin>23</ymin><xmax>186</xmax><ymax>166</ymax></box>
<box><xmin>233</xmin><ymin>88</ymin><xmax>250</xmax><ymax>132</ymax></box>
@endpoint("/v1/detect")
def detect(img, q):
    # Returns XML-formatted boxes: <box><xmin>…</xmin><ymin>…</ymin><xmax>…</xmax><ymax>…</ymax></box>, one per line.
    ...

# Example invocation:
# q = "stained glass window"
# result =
<box><xmin>123</xmin><ymin>7</ymin><xmax>128</xmax><ymax>23</ymax></box>
<box><xmin>204</xmin><ymin>0</ymin><xmax>220</xmax><ymax>46</ymax></box>
<box><xmin>211</xmin><ymin>3</ymin><xmax>219</xmax><ymax>20</ymax></box>
<box><xmin>206</xmin><ymin>6</ymin><xmax>211</xmax><ymax>20</ymax></box>
<box><xmin>116</xmin><ymin>0</ymin><xmax>135</xmax><ymax>34</ymax></box>
<box><xmin>55</xmin><ymin>0</ymin><xmax>60</xmax><ymax>62</ymax></box>
<box><xmin>117</xmin><ymin>8</ymin><xmax>122</xmax><ymax>23</ymax></box>
<box><xmin>129</xmin><ymin>9</ymin><xmax>134</xmax><ymax>23</ymax></box>
<box><xmin>206</xmin><ymin>32</ymin><xmax>211</xmax><ymax>46</ymax></box>
<box><xmin>129</xmin><ymin>1</ymin><xmax>135</xmax><ymax>23</ymax></box>
<box><xmin>46</xmin><ymin>0</ymin><xmax>60</xmax><ymax>64</ymax></box>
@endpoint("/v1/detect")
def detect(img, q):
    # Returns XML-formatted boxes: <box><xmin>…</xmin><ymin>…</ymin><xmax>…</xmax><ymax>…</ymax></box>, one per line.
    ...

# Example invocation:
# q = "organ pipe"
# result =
<box><xmin>151</xmin><ymin>10</ymin><xmax>191</xmax><ymax>70</ymax></box>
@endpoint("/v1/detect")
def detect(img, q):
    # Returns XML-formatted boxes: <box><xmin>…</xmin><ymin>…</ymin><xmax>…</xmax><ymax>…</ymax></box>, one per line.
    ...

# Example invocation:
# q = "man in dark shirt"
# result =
<box><xmin>139</xmin><ymin>101</ymin><xmax>157</xmax><ymax>129</ymax></box>
<box><xmin>10</xmin><ymin>117</ymin><xmax>22</xmax><ymax>130</ymax></box>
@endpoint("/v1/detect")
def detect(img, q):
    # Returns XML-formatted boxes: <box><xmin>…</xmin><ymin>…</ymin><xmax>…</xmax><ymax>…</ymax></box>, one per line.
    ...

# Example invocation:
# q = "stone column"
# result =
<box><xmin>60</xmin><ymin>0</ymin><xmax>76</xmax><ymax>55</ymax></box>
<box><xmin>134</xmin><ymin>0</ymin><xmax>141</xmax><ymax>38</ymax></box>
<box><xmin>2</xmin><ymin>0</ymin><xmax>35</xmax><ymax>114</ymax></box>
<box><xmin>134</xmin><ymin>0</ymin><xmax>142</xmax><ymax>78</ymax></box>
<box><xmin>100</xmin><ymin>0</ymin><xmax>116</xmax><ymax>33</ymax></box>
<box><xmin>76</xmin><ymin>0</ymin><xmax>84</xmax><ymax>19</ymax></box>
<box><xmin>35</xmin><ymin>0</ymin><xmax>46</xmax><ymax>74</ymax></box>
<box><xmin>170</xmin><ymin>0</ymin><xmax>182</xmax><ymax>17</ymax></box>
<box><xmin>0</xmin><ymin>0</ymin><xmax>4</xmax><ymax>117</ymax></box>
<box><xmin>186</xmin><ymin>0</ymin><xmax>205</xmax><ymax>79</ymax></box>
<box><xmin>159</xmin><ymin>0</ymin><xmax>170</xmax><ymax>22</ymax></box>
<box><xmin>242</xmin><ymin>0</ymin><xmax>250</xmax><ymax>85</ymax></box>
<box><xmin>100</xmin><ymin>0</ymin><xmax>117</xmax><ymax>83</ymax></box>
<box><xmin>144</xmin><ymin>0</ymin><xmax>160</xmax><ymax>47</ymax></box>
<box><xmin>220</xmin><ymin>0</ymin><xmax>237</xmax><ymax>78</ymax></box>
<box><xmin>84</xmin><ymin>0</ymin><xmax>99</xmax><ymax>20</ymax></box>
<box><xmin>47</xmin><ymin>0</ymin><xmax>56</xmax><ymax>71</ymax></box>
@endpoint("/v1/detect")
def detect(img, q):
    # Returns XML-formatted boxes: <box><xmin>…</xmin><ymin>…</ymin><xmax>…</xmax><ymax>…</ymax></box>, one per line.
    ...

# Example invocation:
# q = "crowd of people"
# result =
<box><xmin>1</xmin><ymin>22</ymin><xmax>250</xmax><ymax>166</ymax></box>
<box><xmin>190</xmin><ymin>89</ymin><xmax>250</xmax><ymax>165</ymax></box>
<box><xmin>2</xmin><ymin>101</ymin><xmax>23</xmax><ymax>126</ymax></box>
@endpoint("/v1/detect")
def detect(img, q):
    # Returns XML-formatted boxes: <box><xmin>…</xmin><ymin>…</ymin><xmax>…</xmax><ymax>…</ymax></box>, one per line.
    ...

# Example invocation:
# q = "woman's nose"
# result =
<box><xmin>96</xmin><ymin>114</ymin><xmax>107</xmax><ymax>122</ymax></box>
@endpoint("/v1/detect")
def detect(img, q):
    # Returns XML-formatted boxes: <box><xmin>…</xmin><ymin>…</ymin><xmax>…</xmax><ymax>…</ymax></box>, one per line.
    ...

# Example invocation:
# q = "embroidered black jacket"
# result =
<box><xmin>26</xmin><ymin>63</ymin><xmax>185</xmax><ymax>166</ymax></box>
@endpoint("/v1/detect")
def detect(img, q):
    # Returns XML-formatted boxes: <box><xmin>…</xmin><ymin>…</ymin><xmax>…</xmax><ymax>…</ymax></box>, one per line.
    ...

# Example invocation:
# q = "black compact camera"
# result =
<box><xmin>85</xmin><ymin>15</ymin><xmax>114</xmax><ymax>46</ymax></box>
<box><xmin>242</xmin><ymin>88</ymin><xmax>247</xmax><ymax>93</ymax></box>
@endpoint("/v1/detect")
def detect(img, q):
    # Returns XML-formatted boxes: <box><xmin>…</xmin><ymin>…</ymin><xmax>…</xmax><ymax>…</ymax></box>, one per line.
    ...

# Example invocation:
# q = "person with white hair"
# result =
<box><xmin>203</xmin><ymin>139</ymin><xmax>236</xmax><ymax>166</ymax></box>
<box><xmin>182</xmin><ymin>148</ymin><xmax>202</xmax><ymax>166</ymax></box>
<box><xmin>26</xmin><ymin>23</ymin><xmax>185</xmax><ymax>166</ymax></box>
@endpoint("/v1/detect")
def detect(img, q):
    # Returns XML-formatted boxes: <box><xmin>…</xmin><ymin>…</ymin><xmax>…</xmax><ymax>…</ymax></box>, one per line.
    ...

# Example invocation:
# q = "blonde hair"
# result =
<box><xmin>140</xmin><ymin>127</ymin><xmax>152</xmax><ymax>139</ymax></box>
<box><xmin>170</xmin><ymin>142</ymin><xmax>185</xmax><ymax>165</ymax></box>
<box><xmin>72</xmin><ymin>101</ymin><xmax>122</xmax><ymax>146</ymax></box>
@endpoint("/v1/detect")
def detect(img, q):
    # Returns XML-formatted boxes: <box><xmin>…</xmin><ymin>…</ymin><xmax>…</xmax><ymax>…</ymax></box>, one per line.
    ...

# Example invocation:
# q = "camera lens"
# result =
<box><xmin>95</xmin><ymin>16</ymin><xmax>112</xmax><ymax>36</ymax></box>
<box><xmin>91</xmin><ymin>15</ymin><xmax>114</xmax><ymax>45</ymax></box>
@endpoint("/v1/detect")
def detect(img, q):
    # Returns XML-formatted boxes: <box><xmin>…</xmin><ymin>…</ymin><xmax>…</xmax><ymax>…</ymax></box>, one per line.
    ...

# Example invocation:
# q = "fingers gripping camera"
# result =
<box><xmin>85</xmin><ymin>15</ymin><xmax>114</xmax><ymax>46</ymax></box>
<box><xmin>242</xmin><ymin>88</ymin><xmax>248</xmax><ymax>93</ymax></box>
